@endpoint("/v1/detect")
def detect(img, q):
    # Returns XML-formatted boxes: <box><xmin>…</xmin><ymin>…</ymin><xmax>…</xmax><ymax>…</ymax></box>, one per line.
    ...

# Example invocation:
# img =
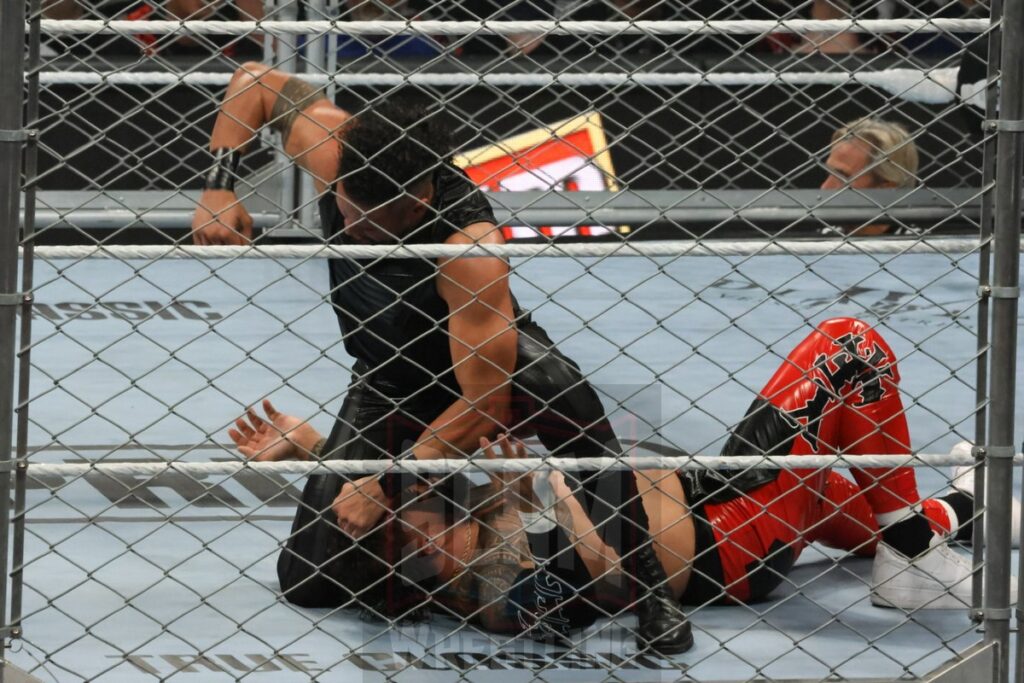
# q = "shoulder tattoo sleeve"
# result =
<box><xmin>474</xmin><ymin>548</ymin><xmax>525</xmax><ymax>631</ymax></box>
<box><xmin>269</xmin><ymin>76</ymin><xmax>326</xmax><ymax>142</ymax></box>
<box><xmin>471</xmin><ymin>509</ymin><xmax>532</xmax><ymax>630</ymax></box>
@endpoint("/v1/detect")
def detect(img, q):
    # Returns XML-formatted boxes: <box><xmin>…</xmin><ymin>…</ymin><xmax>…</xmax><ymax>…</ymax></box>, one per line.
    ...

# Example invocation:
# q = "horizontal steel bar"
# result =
<box><xmin>24</xmin><ymin>188</ymin><xmax>986</xmax><ymax>231</ymax></box>
<box><xmin>37</xmin><ymin>18</ymin><xmax>992</xmax><ymax>37</ymax></box>
<box><xmin>27</xmin><ymin>237</ymin><xmax>1003</xmax><ymax>260</ymax></box>
<box><xmin>984</xmin><ymin>119</ymin><xmax>1024</xmax><ymax>132</ymax></box>
<box><xmin>0</xmin><ymin>129</ymin><xmax>34</xmax><ymax>143</ymax></box>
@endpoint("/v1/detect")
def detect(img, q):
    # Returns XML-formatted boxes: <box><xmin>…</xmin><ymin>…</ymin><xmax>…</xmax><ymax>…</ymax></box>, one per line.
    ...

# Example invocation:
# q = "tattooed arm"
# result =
<box><xmin>428</xmin><ymin>501</ymin><xmax>533</xmax><ymax>632</ymax></box>
<box><xmin>471</xmin><ymin>494</ymin><xmax>602</xmax><ymax>642</ymax></box>
<box><xmin>458</xmin><ymin>439</ymin><xmax>604</xmax><ymax>639</ymax></box>
<box><xmin>192</xmin><ymin>62</ymin><xmax>348</xmax><ymax>244</ymax></box>
<box><xmin>472</xmin><ymin>506</ymin><xmax>534</xmax><ymax>633</ymax></box>
<box><xmin>208</xmin><ymin>62</ymin><xmax>346</xmax><ymax>187</ymax></box>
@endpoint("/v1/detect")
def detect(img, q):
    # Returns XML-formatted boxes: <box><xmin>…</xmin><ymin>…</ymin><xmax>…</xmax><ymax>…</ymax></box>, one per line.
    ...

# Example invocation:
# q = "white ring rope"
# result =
<box><xmin>24</xmin><ymin>452</ymin><xmax>1018</xmax><ymax>479</ymax></box>
<box><xmin>37</xmin><ymin>68</ymin><xmax>961</xmax><ymax>104</ymax></box>
<box><xmin>38</xmin><ymin>18</ymin><xmax>990</xmax><ymax>37</ymax></box>
<box><xmin>26</xmin><ymin>238</ymin><xmax>996</xmax><ymax>261</ymax></box>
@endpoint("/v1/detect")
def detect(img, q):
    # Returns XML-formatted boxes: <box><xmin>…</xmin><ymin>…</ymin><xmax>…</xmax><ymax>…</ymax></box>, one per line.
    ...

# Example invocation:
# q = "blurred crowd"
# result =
<box><xmin>41</xmin><ymin>0</ymin><xmax>988</xmax><ymax>61</ymax></box>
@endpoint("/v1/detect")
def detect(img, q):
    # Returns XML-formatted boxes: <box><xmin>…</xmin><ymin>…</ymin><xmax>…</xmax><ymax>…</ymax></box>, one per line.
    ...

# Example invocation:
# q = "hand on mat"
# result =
<box><xmin>228</xmin><ymin>399</ymin><xmax>322</xmax><ymax>462</ymax></box>
<box><xmin>480</xmin><ymin>434</ymin><xmax>541</xmax><ymax>513</ymax></box>
<box><xmin>192</xmin><ymin>189</ymin><xmax>253</xmax><ymax>246</ymax></box>
<box><xmin>333</xmin><ymin>476</ymin><xmax>389</xmax><ymax>538</ymax></box>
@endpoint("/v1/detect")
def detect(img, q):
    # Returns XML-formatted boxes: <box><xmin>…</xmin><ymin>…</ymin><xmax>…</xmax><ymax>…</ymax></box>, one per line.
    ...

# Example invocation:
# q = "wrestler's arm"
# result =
<box><xmin>473</xmin><ymin>437</ymin><xmax>604</xmax><ymax>638</ymax></box>
<box><xmin>411</xmin><ymin>222</ymin><xmax>518</xmax><ymax>459</ymax></box>
<box><xmin>227</xmin><ymin>399</ymin><xmax>325</xmax><ymax>462</ymax></box>
<box><xmin>331</xmin><ymin>222</ymin><xmax>516</xmax><ymax>537</ymax></box>
<box><xmin>192</xmin><ymin>62</ymin><xmax>348</xmax><ymax>245</ymax></box>
<box><xmin>473</xmin><ymin>487</ymin><xmax>624</xmax><ymax>634</ymax></box>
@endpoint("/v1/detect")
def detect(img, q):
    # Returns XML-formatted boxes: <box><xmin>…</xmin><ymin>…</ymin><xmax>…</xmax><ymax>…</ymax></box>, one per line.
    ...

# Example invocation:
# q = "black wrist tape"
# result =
<box><xmin>204</xmin><ymin>148</ymin><xmax>243</xmax><ymax>192</ymax></box>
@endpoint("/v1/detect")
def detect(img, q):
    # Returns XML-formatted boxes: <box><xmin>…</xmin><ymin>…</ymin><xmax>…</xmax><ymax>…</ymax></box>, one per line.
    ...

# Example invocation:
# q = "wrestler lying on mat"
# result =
<box><xmin>231</xmin><ymin>318</ymin><xmax>1012</xmax><ymax>647</ymax></box>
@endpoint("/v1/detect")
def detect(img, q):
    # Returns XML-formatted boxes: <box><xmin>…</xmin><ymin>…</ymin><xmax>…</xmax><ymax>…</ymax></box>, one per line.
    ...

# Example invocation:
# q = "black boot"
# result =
<box><xmin>634</xmin><ymin>543</ymin><xmax>694</xmax><ymax>654</ymax></box>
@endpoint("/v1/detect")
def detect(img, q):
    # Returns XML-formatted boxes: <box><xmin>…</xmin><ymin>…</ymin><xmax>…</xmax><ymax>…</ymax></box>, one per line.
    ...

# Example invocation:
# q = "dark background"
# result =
<box><xmin>36</xmin><ymin>51</ymin><xmax>983</xmax><ymax>192</ymax></box>
<box><xmin>31</xmin><ymin>47</ymin><xmax>987</xmax><ymax>242</ymax></box>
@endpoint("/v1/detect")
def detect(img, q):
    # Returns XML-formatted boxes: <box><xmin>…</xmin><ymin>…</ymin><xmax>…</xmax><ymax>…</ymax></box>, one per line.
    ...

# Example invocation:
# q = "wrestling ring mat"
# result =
<box><xmin>13</xmin><ymin>252</ymin><xmax>1022</xmax><ymax>681</ymax></box>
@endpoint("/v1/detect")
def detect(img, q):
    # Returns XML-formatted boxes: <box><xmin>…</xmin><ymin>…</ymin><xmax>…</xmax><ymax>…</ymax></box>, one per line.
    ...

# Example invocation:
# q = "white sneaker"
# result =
<box><xmin>871</xmin><ymin>542</ymin><xmax>974</xmax><ymax>610</ymax></box>
<box><xmin>950</xmin><ymin>441</ymin><xmax>1021</xmax><ymax>548</ymax></box>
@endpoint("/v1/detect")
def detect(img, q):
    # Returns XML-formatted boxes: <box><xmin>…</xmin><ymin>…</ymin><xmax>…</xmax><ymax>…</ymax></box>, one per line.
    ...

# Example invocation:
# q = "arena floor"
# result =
<box><xmin>13</xmin><ymin>252</ymin><xmax>1023</xmax><ymax>681</ymax></box>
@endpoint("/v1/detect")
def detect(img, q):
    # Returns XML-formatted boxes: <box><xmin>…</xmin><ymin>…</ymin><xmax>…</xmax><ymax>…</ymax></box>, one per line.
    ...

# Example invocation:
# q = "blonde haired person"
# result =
<box><xmin>820</xmin><ymin>117</ymin><xmax>920</xmax><ymax>236</ymax></box>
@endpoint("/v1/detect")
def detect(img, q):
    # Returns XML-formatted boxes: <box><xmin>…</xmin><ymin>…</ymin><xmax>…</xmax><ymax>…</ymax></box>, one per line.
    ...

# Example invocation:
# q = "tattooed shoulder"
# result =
<box><xmin>438</xmin><ymin>509</ymin><xmax>531</xmax><ymax>630</ymax></box>
<box><xmin>269</xmin><ymin>76</ymin><xmax>326</xmax><ymax>143</ymax></box>
<box><xmin>472</xmin><ymin>546</ymin><xmax>526</xmax><ymax>632</ymax></box>
<box><xmin>477</xmin><ymin>508</ymin><xmax>530</xmax><ymax>562</ymax></box>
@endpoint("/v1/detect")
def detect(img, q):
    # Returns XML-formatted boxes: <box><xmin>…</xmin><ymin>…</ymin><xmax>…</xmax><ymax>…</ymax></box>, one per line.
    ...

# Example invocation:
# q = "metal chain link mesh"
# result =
<box><xmin>9</xmin><ymin>0</ymin><xmax>1016</xmax><ymax>681</ymax></box>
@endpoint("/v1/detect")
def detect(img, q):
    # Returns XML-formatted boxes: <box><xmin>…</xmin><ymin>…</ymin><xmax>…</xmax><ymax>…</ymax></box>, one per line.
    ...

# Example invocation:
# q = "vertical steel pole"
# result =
<box><xmin>11</xmin><ymin>0</ymin><xmax>42</xmax><ymax>636</ymax></box>
<box><xmin>987</xmin><ymin>0</ymin><xmax>1024</xmax><ymax>680</ymax></box>
<box><xmin>973</xmin><ymin>0</ymin><xmax>1003</xmax><ymax>620</ymax></box>
<box><xmin>274</xmin><ymin>0</ymin><xmax>299</xmax><ymax>237</ymax></box>
<box><xmin>0</xmin><ymin>0</ymin><xmax>28</xmax><ymax>678</ymax></box>
<box><xmin>300</xmin><ymin>0</ymin><xmax>327</xmax><ymax>236</ymax></box>
<box><xmin>326</xmin><ymin>0</ymin><xmax>337</xmax><ymax>104</ymax></box>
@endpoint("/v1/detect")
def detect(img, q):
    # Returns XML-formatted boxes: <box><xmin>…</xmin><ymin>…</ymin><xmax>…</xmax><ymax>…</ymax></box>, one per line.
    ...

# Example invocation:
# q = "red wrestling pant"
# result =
<box><xmin>696</xmin><ymin>318</ymin><xmax>913</xmax><ymax>603</ymax></box>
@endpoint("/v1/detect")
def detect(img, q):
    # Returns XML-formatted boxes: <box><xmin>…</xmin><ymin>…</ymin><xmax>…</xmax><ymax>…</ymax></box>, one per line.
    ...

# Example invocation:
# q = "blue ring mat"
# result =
<box><xmin>12</xmin><ymin>253</ymin><xmax>1023</xmax><ymax>681</ymax></box>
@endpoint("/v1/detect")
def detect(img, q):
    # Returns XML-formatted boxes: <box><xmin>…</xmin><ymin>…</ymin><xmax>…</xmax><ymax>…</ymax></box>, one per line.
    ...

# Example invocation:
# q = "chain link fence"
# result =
<box><xmin>0</xmin><ymin>0</ymin><xmax>1021</xmax><ymax>681</ymax></box>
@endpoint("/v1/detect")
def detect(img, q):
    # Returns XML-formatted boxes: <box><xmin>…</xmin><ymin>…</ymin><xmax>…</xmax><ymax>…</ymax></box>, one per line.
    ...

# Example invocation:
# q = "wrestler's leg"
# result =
<box><xmin>767</xmin><ymin>318</ymin><xmax>988</xmax><ymax>607</ymax></box>
<box><xmin>277</xmin><ymin>382</ymin><xmax>436</xmax><ymax>609</ymax></box>
<box><xmin>819</xmin><ymin>470</ymin><xmax>967</xmax><ymax>552</ymax></box>
<box><xmin>808</xmin><ymin>471</ymin><xmax>878</xmax><ymax>557</ymax></box>
<box><xmin>756</xmin><ymin>318</ymin><xmax>972</xmax><ymax>551</ymax></box>
<box><xmin>693</xmin><ymin>325</ymin><xmax>858</xmax><ymax>603</ymax></box>
<box><xmin>636</xmin><ymin>470</ymin><xmax>698</xmax><ymax>599</ymax></box>
<box><xmin>703</xmin><ymin>318</ymin><xmax>976</xmax><ymax>606</ymax></box>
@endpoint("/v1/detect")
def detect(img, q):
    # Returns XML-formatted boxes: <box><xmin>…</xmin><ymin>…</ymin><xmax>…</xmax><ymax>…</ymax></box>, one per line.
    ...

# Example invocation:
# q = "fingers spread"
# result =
<box><xmin>246</xmin><ymin>406</ymin><xmax>266</xmax><ymax>431</ymax></box>
<box><xmin>234</xmin><ymin>417</ymin><xmax>255</xmax><ymax>439</ymax></box>
<box><xmin>498</xmin><ymin>434</ymin><xmax>519</xmax><ymax>459</ymax></box>
<box><xmin>262</xmin><ymin>398</ymin><xmax>279</xmax><ymax>419</ymax></box>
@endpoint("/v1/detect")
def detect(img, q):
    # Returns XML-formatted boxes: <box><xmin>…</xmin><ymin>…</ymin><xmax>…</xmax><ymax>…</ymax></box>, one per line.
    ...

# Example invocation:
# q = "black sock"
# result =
<box><xmin>881</xmin><ymin>492</ymin><xmax>976</xmax><ymax>556</ymax></box>
<box><xmin>881</xmin><ymin>513</ymin><xmax>932</xmax><ymax>558</ymax></box>
<box><xmin>938</xmin><ymin>491</ymin><xmax>975</xmax><ymax>543</ymax></box>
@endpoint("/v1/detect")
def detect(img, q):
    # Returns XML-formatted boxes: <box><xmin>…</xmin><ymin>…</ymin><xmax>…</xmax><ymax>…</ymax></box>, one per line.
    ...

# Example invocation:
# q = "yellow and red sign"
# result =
<box><xmin>453</xmin><ymin>112</ymin><xmax>621</xmax><ymax>240</ymax></box>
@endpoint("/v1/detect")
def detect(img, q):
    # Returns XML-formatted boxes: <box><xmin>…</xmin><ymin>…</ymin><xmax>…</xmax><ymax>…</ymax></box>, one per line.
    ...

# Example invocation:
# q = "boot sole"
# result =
<box><xmin>871</xmin><ymin>588</ymin><xmax>970</xmax><ymax>610</ymax></box>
